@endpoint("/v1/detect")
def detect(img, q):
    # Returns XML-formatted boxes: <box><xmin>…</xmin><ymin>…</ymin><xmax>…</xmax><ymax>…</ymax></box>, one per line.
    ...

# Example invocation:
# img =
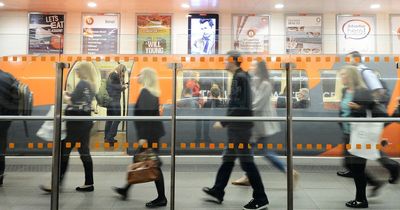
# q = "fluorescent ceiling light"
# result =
<box><xmin>181</xmin><ymin>3</ymin><xmax>190</xmax><ymax>9</ymax></box>
<box><xmin>274</xmin><ymin>3</ymin><xmax>284</xmax><ymax>9</ymax></box>
<box><xmin>88</xmin><ymin>2</ymin><xmax>97</xmax><ymax>8</ymax></box>
<box><xmin>370</xmin><ymin>4</ymin><xmax>381</xmax><ymax>9</ymax></box>
<box><xmin>0</xmin><ymin>2</ymin><xmax>5</xmax><ymax>7</ymax></box>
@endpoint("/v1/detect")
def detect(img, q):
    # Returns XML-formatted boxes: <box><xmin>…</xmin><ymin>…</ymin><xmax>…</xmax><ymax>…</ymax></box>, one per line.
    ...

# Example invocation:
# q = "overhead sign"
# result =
<box><xmin>391</xmin><ymin>15</ymin><xmax>400</xmax><ymax>54</ymax></box>
<box><xmin>137</xmin><ymin>14</ymin><xmax>172</xmax><ymax>54</ymax></box>
<box><xmin>286</xmin><ymin>14</ymin><xmax>322</xmax><ymax>54</ymax></box>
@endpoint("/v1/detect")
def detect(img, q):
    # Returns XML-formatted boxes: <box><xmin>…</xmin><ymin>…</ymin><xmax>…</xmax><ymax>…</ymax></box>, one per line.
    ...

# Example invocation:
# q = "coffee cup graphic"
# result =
<box><xmin>342</xmin><ymin>19</ymin><xmax>371</xmax><ymax>40</ymax></box>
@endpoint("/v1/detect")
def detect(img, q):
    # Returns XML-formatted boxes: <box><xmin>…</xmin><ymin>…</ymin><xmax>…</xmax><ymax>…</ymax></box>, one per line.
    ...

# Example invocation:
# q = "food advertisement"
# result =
<box><xmin>82</xmin><ymin>14</ymin><xmax>119</xmax><ymax>54</ymax></box>
<box><xmin>337</xmin><ymin>15</ymin><xmax>376</xmax><ymax>54</ymax></box>
<box><xmin>137</xmin><ymin>15</ymin><xmax>171</xmax><ymax>54</ymax></box>
<box><xmin>285</xmin><ymin>15</ymin><xmax>322</xmax><ymax>54</ymax></box>
<box><xmin>232</xmin><ymin>15</ymin><xmax>269</xmax><ymax>54</ymax></box>
<box><xmin>28</xmin><ymin>13</ymin><xmax>65</xmax><ymax>54</ymax></box>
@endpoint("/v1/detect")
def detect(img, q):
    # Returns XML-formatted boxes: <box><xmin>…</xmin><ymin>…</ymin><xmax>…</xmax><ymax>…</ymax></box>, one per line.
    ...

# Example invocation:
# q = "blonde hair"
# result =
<box><xmin>340</xmin><ymin>65</ymin><xmax>366</xmax><ymax>90</ymax></box>
<box><xmin>139</xmin><ymin>68</ymin><xmax>160</xmax><ymax>97</ymax></box>
<box><xmin>75</xmin><ymin>61</ymin><xmax>97</xmax><ymax>93</ymax></box>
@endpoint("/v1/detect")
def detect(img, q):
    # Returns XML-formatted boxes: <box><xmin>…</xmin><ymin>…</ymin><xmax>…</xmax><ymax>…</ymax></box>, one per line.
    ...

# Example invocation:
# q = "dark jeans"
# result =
<box><xmin>124</xmin><ymin>140</ymin><xmax>166</xmax><ymax>199</ymax></box>
<box><xmin>60</xmin><ymin>121</ymin><xmax>94</xmax><ymax>185</ymax></box>
<box><xmin>105</xmin><ymin>103</ymin><xmax>121</xmax><ymax>142</ymax></box>
<box><xmin>252</xmin><ymin>136</ymin><xmax>286</xmax><ymax>173</ymax></box>
<box><xmin>0</xmin><ymin>121</ymin><xmax>11</xmax><ymax>176</ymax></box>
<box><xmin>195</xmin><ymin>121</ymin><xmax>211</xmax><ymax>143</ymax></box>
<box><xmin>213</xmin><ymin>128</ymin><xmax>268</xmax><ymax>201</ymax></box>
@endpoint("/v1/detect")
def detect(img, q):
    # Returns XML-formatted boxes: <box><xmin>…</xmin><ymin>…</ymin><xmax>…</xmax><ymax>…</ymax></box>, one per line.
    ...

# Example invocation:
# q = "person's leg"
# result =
<box><xmin>0</xmin><ymin>121</ymin><xmax>11</xmax><ymax>184</ymax></box>
<box><xmin>60</xmin><ymin>135</ymin><xmax>75</xmax><ymax>183</ymax></box>
<box><xmin>378</xmin><ymin>155</ymin><xmax>400</xmax><ymax>183</ymax></box>
<box><xmin>238</xmin><ymin>134</ymin><xmax>268</xmax><ymax>202</ymax></box>
<box><xmin>104</xmin><ymin>107</ymin><xmax>113</xmax><ymax>140</ymax></box>
<box><xmin>108</xmin><ymin>105</ymin><xmax>121</xmax><ymax>141</ymax></box>
<box><xmin>259</xmin><ymin>136</ymin><xmax>287</xmax><ymax>173</ymax></box>
<box><xmin>195</xmin><ymin>120</ymin><xmax>202</xmax><ymax>142</ymax></box>
<box><xmin>77</xmin><ymin>121</ymin><xmax>94</xmax><ymax>186</ymax></box>
<box><xmin>346</xmin><ymin>156</ymin><xmax>367</xmax><ymax>202</ymax></box>
<box><xmin>154</xmin><ymin>168</ymin><xmax>166</xmax><ymax>199</ymax></box>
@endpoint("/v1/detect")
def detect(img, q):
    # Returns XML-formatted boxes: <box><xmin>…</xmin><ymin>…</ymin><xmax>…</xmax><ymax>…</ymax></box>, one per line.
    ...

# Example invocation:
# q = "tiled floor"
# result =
<box><xmin>0</xmin><ymin>157</ymin><xmax>399</xmax><ymax>210</ymax></box>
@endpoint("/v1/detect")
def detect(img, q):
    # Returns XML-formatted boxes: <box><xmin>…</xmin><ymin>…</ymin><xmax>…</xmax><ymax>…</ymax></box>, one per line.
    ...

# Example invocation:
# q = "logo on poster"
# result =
<box><xmin>86</xmin><ymin>17</ymin><xmax>94</xmax><ymax>25</ymax></box>
<box><xmin>342</xmin><ymin>19</ymin><xmax>371</xmax><ymax>40</ymax></box>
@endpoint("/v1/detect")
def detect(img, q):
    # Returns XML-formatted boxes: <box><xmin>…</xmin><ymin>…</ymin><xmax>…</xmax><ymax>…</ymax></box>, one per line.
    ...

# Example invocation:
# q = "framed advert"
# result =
<box><xmin>337</xmin><ymin>15</ymin><xmax>376</xmax><ymax>54</ymax></box>
<box><xmin>285</xmin><ymin>14</ymin><xmax>322</xmax><ymax>54</ymax></box>
<box><xmin>28</xmin><ymin>13</ymin><xmax>65</xmax><ymax>54</ymax></box>
<box><xmin>137</xmin><ymin>14</ymin><xmax>172</xmax><ymax>54</ymax></box>
<box><xmin>188</xmin><ymin>14</ymin><xmax>219</xmax><ymax>55</ymax></box>
<box><xmin>390</xmin><ymin>14</ymin><xmax>400</xmax><ymax>54</ymax></box>
<box><xmin>82</xmin><ymin>13</ymin><xmax>120</xmax><ymax>54</ymax></box>
<box><xmin>232</xmin><ymin>14</ymin><xmax>270</xmax><ymax>54</ymax></box>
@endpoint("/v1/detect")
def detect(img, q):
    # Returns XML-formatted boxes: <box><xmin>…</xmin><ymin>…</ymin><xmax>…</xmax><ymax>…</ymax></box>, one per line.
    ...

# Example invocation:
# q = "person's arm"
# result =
<box><xmin>70</xmin><ymin>81</ymin><xmax>86</xmax><ymax>104</ymax></box>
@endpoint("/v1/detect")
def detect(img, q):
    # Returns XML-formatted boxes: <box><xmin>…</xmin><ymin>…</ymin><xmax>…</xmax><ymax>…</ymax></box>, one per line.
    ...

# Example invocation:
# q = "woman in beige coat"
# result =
<box><xmin>232</xmin><ymin>61</ymin><xmax>299</xmax><ymax>186</ymax></box>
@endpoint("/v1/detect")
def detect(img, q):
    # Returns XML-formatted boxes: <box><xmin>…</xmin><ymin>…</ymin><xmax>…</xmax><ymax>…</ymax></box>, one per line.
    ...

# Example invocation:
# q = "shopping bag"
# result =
<box><xmin>348</xmin><ymin>122</ymin><xmax>383</xmax><ymax>160</ymax></box>
<box><xmin>36</xmin><ymin>105</ymin><xmax>67</xmax><ymax>141</ymax></box>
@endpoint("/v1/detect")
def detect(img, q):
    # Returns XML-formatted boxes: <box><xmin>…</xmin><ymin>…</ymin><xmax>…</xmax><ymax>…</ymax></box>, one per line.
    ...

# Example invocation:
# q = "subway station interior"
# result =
<box><xmin>0</xmin><ymin>0</ymin><xmax>400</xmax><ymax>209</ymax></box>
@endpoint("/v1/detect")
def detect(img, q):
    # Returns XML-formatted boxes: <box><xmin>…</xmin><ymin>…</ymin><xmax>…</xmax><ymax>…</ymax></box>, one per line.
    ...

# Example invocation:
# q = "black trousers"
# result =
<box><xmin>105</xmin><ymin>103</ymin><xmax>121</xmax><ymax>141</ymax></box>
<box><xmin>60</xmin><ymin>121</ymin><xmax>94</xmax><ymax>185</ymax></box>
<box><xmin>213</xmin><ymin>128</ymin><xmax>268</xmax><ymax>201</ymax></box>
<box><xmin>343</xmin><ymin>134</ymin><xmax>379</xmax><ymax>202</ymax></box>
<box><xmin>0</xmin><ymin>121</ymin><xmax>11</xmax><ymax>176</ymax></box>
<box><xmin>124</xmin><ymin>140</ymin><xmax>166</xmax><ymax>199</ymax></box>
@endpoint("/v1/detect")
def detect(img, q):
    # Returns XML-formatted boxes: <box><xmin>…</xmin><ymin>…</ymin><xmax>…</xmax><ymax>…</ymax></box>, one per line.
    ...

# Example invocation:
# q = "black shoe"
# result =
<box><xmin>345</xmin><ymin>200</ymin><xmax>368</xmax><ymax>208</ymax></box>
<box><xmin>337</xmin><ymin>169</ymin><xmax>353</xmax><ymax>178</ymax></box>
<box><xmin>76</xmin><ymin>185</ymin><xmax>94</xmax><ymax>192</ymax></box>
<box><xmin>0</xmin><ymin>174</ymin><xmax>4</xmax><ymax>186</ymax></box>
<box><xmin>145</xmin><ymin>197</ymin><xmax>167</xmax><ymax>208</ymax></box>
<box><xmin>113</xmin><ymin>187</ymin><xmax>128</xmax><ymax>200</ymax></box>
<box><xmin>388</xmin><ymin>167</ymin><xmax>399</xmax><ymax>184</ymax></box>
<box><xmin>202</xmin><ymin>187</ymin><xmax>224</xmax><ymax>204</ymax></box>
<box><xmin>370</xmin><ymin>181</ymin><xmax>384</xmax><ymax>197</ymax></box>
<box><xmin>243</xmin><ymin>199</ymin><xmax>269</xmax><ymax>210</ymax></box>
<box><xmin>39</xmin><ymin>184</ymin><xmax>52</xmax><ymax>193</ymax></box>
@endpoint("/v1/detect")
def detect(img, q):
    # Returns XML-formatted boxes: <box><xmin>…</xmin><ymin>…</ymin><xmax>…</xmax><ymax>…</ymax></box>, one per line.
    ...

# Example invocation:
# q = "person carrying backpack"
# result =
<box><xmin>0</xmin><ymin>69</ymin><xmax>19</xmax><ymax>186</ymax></box>
<box><xmin>337</xmin><ymin>51</ymin><xmax>400</xmax><ymax>185</ymax></box>
<box><xmin>104</xmin><ymin>64</ymin><xmax>127</xmax><ymax>147</ymax></box>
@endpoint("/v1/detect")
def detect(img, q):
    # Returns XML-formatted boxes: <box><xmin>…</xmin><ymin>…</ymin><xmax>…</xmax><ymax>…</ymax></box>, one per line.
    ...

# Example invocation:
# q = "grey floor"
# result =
<box><xmin>0</xmin><ymin>156</ymin><xmax>399</xmax><ymax>210</ymax></box>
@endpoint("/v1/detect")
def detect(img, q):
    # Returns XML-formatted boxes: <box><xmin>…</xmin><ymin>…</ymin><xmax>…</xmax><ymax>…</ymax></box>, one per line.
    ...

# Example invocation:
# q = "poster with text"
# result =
<box><xmin>337</xmin><ymin>15</ymin><xmax>376</xmax><ymax>54</ymax></box>
<box><xmin>286</xmin><ymin>15</ymin><xmax>322</xmax><ymax>54</ymax></box>
<box><xmin>28</xmin><ymin>13</ymin><xmax>64</xmax><ymax>54</ymax></box>
<box><xmin>82</xmin><ymin>14</ymin><xmax>119</xmax><ymax>54</ymax></box>
<box><xmin>232</xmin><ymin>15</ymin><xmax>269</xmax><ymax>54</ymax></box>
<box><xmin>391</xmin><ymin>15</ymin><xmax>400</xmax><ymax>54</ymax></box>
<box><xmin>188</xmin><ymin>14</ymin><xmax>219</xmax><ymax>55</ymax></box>
<box><xmin>137</xmin><ymin>15</ymin><xmax>171</xmax><ymax>54</ymax></box>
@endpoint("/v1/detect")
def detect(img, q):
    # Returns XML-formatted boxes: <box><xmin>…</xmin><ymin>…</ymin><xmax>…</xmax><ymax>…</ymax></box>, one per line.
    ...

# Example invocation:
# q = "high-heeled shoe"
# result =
<box><xmin>76</xmin><ymin>185</ymin><xmax>94</xmax><ymax>192</ymax></box>
<box><xmin>345</xmin><ymin>200</ymin><xmax>368</xmax><ymax>208</ymax></box>
<box><xmin>145</xmin><ymin>197</ymin><xmax>167</xmax><ymax>208</ymax></box>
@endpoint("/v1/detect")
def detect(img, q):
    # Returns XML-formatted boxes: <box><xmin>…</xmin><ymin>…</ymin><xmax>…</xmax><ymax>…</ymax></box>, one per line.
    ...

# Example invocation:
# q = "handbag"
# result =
<box><xmin>127</xmin><ymin>149</ymin><xmax>161</xmax><ymax>184</ymax></box>
<box><xmin>348</xmin><ymin>110</ymin><xmax>383</xmax><ymax>160</ymax></box>
<box><xmin>36</xmin><ymin>105</ymin><xmax>67</xmax><ymax>141</ymax></box>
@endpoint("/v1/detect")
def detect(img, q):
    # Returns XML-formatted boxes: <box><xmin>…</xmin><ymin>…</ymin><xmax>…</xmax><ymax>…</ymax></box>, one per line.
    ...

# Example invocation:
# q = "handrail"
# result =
<box><xmin>1</xmin><ymin>115</ymin><xmax>400</xmax><ymax>122</ymax></box>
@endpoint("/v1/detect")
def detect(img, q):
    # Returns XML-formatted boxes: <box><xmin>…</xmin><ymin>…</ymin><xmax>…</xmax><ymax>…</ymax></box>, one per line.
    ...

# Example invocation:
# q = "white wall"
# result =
<box><xmin>0</xmin><ymin>11</ymin><xmax>395</xmax><ymax>56</ymax></box>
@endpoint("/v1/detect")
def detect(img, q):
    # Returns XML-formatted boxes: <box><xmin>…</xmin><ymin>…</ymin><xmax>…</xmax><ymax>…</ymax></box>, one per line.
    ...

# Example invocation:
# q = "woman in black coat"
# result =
<box><xmin>339</xmin><ymin>65</ymin><xmax>383</xmax><ymax>208</ymax></box>
<box><xmin>113</xmin><ymin>68</ymin><xmax>166</xmax><ymax>208</ymax></box>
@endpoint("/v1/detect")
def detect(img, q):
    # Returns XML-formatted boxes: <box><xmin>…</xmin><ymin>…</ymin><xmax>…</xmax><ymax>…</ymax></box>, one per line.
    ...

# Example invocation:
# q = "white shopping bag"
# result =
<box><xmin>36</xmin><ymin>105</ymin><xmax>67</xmax><ymax>141</ymax></box>
<box><xmin>348</xmin><ymin>122</ymin><xmax>383</xmax><ymax>160</ymax></box>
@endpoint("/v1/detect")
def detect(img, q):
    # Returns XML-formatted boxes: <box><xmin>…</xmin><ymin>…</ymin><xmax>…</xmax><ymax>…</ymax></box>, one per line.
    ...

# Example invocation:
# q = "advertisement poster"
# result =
<box><xmin>188</xmin><ymin>14</ymin><xmax>219</xmax><ymax>55</ymax></box>
<box><xmin>286</xmin><ymin>15</ymin><xmax>322</xmax><ymax>54</ymax></box>
<box><xmin>232</xmin><ymin>15</ymin><xmax>269</xmax><ymax>54</ymax></box>
<box><xmin>28</xmin><ymin>13</ymin><xmax>64</xmax><ymax>54</ymax></box>
<box><xmin>337</xmin><ymin>15</ymin><xmax>376</xmax><ymax>54</ymax></box>
<box><xmin>391</xmin><ymin>15</ymin><xmax>400</xmax><ymax>54</ymax></box>
<box><xmin>82</xmin><ymin>14</ymin><xmax>119</xmax><ymax>54</ymax></box>
<box><xmin>137</xmin><ymin>15</ymin><xmax>171</xmax><ymax>54</ymax></box>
